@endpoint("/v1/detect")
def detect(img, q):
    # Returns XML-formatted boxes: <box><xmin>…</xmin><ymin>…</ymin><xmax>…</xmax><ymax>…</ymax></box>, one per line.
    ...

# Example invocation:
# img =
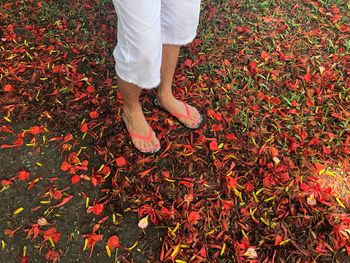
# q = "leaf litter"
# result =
<box><xmin>0</xmin><ymin>0</ymin><xmax>350</xmax><ymax>262</ymax></box>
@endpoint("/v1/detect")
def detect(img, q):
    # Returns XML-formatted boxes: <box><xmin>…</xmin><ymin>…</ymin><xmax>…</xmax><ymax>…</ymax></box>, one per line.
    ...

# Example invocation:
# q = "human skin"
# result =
<box><xmin>119</xmin><ymin>44</ymin><xmax>200</xmax><ymax>152</ymax></box>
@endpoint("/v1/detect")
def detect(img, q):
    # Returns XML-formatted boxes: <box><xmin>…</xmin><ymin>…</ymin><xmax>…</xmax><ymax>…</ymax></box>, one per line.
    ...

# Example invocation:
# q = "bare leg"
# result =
<box><xmin>118</xmin><ymin>76</ymin><xmax>160</xmax><ymax>152</ymax></box>
<box><xmin>156</xmin><ymin>44</ymin><xmax>200</xmax><ymax>128</ymax></box>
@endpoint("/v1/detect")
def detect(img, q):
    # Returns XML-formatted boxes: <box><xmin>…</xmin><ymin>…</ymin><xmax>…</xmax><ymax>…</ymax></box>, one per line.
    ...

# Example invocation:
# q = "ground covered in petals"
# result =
<box><xmin>1</xmin><ymin>0</ymin><xmax>350</xmax><ymax>262</ymax></box>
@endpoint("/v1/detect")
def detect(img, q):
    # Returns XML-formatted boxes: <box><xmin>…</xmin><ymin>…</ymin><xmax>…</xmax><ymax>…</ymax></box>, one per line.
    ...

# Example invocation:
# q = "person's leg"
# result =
<box><xmin>112</xmin><ymin>0</ymin><xmax>162</xmax><ymax>152</ymax></box>
<box><xmin>157</xmin><ymin>0</ymin><xmax>202</xmax><ymax>129</ymax></box>
<box><xmin>118</xmin><ymin>77</ymin><xmax>160</xmax><ymax>152</ymax></box>
<box><xmin>156</xmin><ymin>45</ymin><xmax>200</xmax><ymax>128</ymax></box>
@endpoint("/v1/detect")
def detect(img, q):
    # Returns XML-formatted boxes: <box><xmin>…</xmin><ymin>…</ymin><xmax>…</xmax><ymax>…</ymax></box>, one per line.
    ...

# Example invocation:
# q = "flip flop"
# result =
<box><xmin>153</xmin><ymin>98</ymin><xmax>204</xmax><ymax>130</ymax></box>
<box><xmin>121</xmin><ymin>113</ymin><xmax>161</xmax><ymax>154</ymax></box>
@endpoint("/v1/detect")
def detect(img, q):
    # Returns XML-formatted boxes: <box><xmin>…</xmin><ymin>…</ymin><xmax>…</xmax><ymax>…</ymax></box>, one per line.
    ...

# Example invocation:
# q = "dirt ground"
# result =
<box><xmin>0</xmin><ymin>119</ymin><xmax>165</xmax><ymax>262</ymax></box>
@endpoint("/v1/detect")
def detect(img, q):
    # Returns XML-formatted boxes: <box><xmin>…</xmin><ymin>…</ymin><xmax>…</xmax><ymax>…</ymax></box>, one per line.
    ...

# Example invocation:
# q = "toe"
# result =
<box><xmin>136</xmin><ymin>141</ymin><xmax>145</xmax><ymax>152</ymax></box>
<box><xmin>150</xmin><ymin>137</ymin><xmax>159</xmax><ymax>151</ymax></box>
<box><xmin>153</xmin><ymin>141</ymin><xmax>160</xmax><ymax>151</ymax></box>
<box><xmin>144</xmin><ymin>141</ymin><xmax>151</xmax><ymax>152</ymax></box>
<box><xmin>145</xmin><ymin>142</ymin><xmax>153</xmax><ymax>151</ymax></box>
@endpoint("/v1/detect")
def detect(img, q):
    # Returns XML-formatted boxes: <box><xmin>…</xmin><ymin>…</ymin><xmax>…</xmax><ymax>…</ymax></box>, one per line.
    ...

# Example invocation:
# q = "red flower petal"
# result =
<box><xmin>87</xmin><ymin>203</ymin><xmax>104</xmax><ymax>216</ymax></box>
<box><xmin>107</xmin><ymin>235</ymin><xmax>121</xmax><ymax>249</ymax></box>
<box><xmin>188</xmin><ymin>211</ymin><xmax>201</xmax><ymax>225</ymax></box>
<box><xmin>18</xmin><ymin>170</ymin><xmax>30</xmax><ymax>181</ymax></box>
<box><xmin>89</xmin><ymin>111</ymin><xmax>99</xmax><ymax>119</ymax></box>
<box><xmin>60</xmin><ymin>162</ymin><xmax>71</xmax><ymax>171</ymax></box>
<box><xmin>116</xmin><ymin>156</ymin><xmax>127</xmax><ymax>167</ymax></box>
<box><xmin>80</xmin><ymin>123</ymin><xmax>88</xmax><ymax>133</ymax></box>
<box><xmin>209</xmin><ymin>140</ymin><xmax>218</xmax><ymax>151</ymax></box>
<box><xmin>4</xmin><ymin>84</ymin><xmax>14</xmax><ymax>92</ymax></box>
<box><xmin>86</xmin><ymin>85</ymin><xmax>95</xmax><ymax>93</ymax></box>
<box><xmin>71</xmin><ymin>174</ymin><xmax>80</xmax><ymax>184</ymax></box>
<box><xmin>29</xmin><ymin>126</ymin><xmax>41</xmax><ymax>135</ymax></box>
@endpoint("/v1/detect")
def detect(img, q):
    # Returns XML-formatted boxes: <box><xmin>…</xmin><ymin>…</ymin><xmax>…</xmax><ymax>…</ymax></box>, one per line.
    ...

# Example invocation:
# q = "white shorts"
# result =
<box><xmin>112</xmin><ymin>0</ymin><xmax>201</xmax><ymax>89</ymax></box>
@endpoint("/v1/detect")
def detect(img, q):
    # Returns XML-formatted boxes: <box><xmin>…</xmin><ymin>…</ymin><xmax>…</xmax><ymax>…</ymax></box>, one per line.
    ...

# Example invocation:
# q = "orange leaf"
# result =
<box><xmin>274</xmin><ymin>235</ymin><xmax>283</xmax><ymax>246</ymax></box>
<box><xmin>139</xmin><ymin>166</ymin><xmax>156</xmax><ymax>178</ymax></box>
<box><xmin>51</xmin><ymin>195</ymin><xmax>73</xmax><ymax>208</ymax></box>
<box><xmin>261</xmin><ymin>51</ymin><xmax>270</xmax><ymax>60</ymax></box>
<box><xmin>270</xmin><ymin>146</ymin><xmax>279</xmax><ymax>157</ymax></box>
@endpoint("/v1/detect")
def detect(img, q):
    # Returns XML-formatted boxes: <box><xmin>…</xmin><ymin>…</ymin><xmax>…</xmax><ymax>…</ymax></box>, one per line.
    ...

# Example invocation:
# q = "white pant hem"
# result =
<box><xmin>115</xmin><ymin>69</ymin><xmax>160</xmax><ymax>90</ymax></box>
<box><xmin>162</xmin><ymin>33</ymin><xmax>197</xmax><ymax>46</ymax></box>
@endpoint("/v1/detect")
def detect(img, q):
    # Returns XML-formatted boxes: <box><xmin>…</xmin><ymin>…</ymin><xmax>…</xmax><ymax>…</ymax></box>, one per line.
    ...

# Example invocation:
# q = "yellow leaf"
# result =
<box><xmin>233</xmin><ymin>188</ymin><xmax>242</xmax><ymax>199</ymax></box>
<box><xmin>83</xmin><ymin>238</ymin><xmax>88</xmax><ymax>251</ymax></box>
<box><xmin>25</xmin><ymin>52</ymin><xmax>33</xmax><ymax>60</ymax></box>
<box><xmin>264</xmin><ymin>196</ymin><xmax>276</xmax><ymax>202</ymax></box>
<box><xmin>336</xmin><ymin>197</ymin><xmax>346</xmax><ymax>209</ymax></box>
<box><xmin>280</xmin><ymin>239</ymin><xmax>290</xmax><ymax>245</ymax></box>
<box><xmin>265</xmin><ymin>135</ymin><xmax>274</xmax><ymax>143</ymax></box>
<box><xmin>1</xmin><ymin>240</ymin><xmax>5</xmax><ymax>250</ymax></box>
<box><xmin>106</xmin><ymin>245</ymin><xmax>111</xmax><ymax>257</ymax></box>
<box><xmin>252</xmin><ymin>192</ymin><xmax>259</xmax><ymax>202</ymax></box>
<box><xmin>260</xmin><ymin>217</ymin><xmax>269</xmax><ymax>226</ymax></box>
<box><xmin>255</xmin><ymin>188</ymin><xmax>264</xmax><ymax>195</ymax></box>
<box><xmin>13</xmin><ymin>207</ymin><xmax>24</xmax><ymax>215</ymax></box>
<box><xmin>249</xmin><ymin>207</ymin><xmax>257</xmax><ymax>221</ymax></box>
<box><xmin>103</xmin><ymin>171</ymin><xmax>111</xmax><ymax>179</ymax></box>
<box><xmin>112</xmin><ymin>213</ymin><xmax>118</xmax><ymax>225</ymax></box>
<box><xmin>97</xmin><ymin>164</ymin><xmax>104</xmax><ymax>172</ymax></box>
<box><xmin>205</xmin><ymin>228</ymin><xmax>217</xmax><ymax>236</ymax></box>
<box><xmin>169</xmin><ymin>222</ymin><xmax>180</xmax><ymax>237</ymax></box>
<box><xmin>325</xmin><ymin>170</ymin><xmax>335</xmax><ymax>177</ymax></box>
<box><xmin>171</xmin><ymin>243</ymin><xmax>181</xmax><ymax>258</ymax></box>
<box><xmin>251</xmin><ymin>136</ymin><xmax>257</xmax><ymax>146</ymax></box>
<box><xmin>49</xmin><ymin>237</ymin><xmax>55</xmax><ymax>248</ymax></box>
<box><xmin>3</xmin><ymin>116</ymin><xmax>11</xmax><ymax>123</ymax></box>
<box><xmin>318</xmin><ymin>168</ymin><xmax>326</xmax><ymax>175</ymax></box>
<box><xmin>165</xmin><ymin>178</ymin><xmax>176</xmax><ymax>183</ymax></box>
<box><xmin>86</xmin><ymin>197</ymin><xmax>89</xmax><ymax>208</ymax></box>
<box><xmin>220</xmin><ymin>243</ymin><xmax>226</xmax><ymax>256</ymax></box>
<box><xmin>128</xmin><ymin>241</ymin><xmax>138</xmax><ymax>251</ymax></box>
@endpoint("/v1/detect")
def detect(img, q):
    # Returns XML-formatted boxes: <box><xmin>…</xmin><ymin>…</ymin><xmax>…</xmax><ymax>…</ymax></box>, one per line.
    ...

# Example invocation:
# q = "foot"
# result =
<box><xmin>122</xmin><ymin>106</ymin><xmax>160</xmax><ymax>153</ymax></box>
<box><xmin>156</xmin><ymin>93</ymin><xmax>201</xmax><ymax>129</ymax></box>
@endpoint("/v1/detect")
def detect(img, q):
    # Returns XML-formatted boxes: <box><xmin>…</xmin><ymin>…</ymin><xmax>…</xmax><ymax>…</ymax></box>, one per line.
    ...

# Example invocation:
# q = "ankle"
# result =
<box><xmin>156</xmin><ymin>91</ymin><xmax>175</xmax><ymax>102</ymax></box>
<box><xmin>123</xmin><ymin>103</ymin><xmax>142</xmax><ymax>114</ymax></box>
